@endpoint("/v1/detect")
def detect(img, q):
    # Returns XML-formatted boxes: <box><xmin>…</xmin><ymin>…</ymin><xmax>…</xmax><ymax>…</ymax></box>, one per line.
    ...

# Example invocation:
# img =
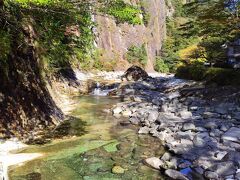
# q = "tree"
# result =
<box><xmin>185</xmin><ymin>0</ymin><xmax>240</xmax><ymax>64</ymax></box>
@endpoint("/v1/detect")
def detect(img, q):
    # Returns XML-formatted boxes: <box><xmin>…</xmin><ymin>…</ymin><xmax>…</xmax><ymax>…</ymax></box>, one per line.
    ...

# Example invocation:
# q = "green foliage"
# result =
<box><xmin>154</xmin><ymin>57</ymin><xmax>169</xmax><ymax>73</ymax></box>
<box><xmin>5</xmin><ymin>0</ymin><xmax>94</xmax><ymax>72</ymax></box>
<box><xmin>170</xmin><ymin>0</ymin><xmax>185</xmax><ymax>17</ymax></box>
<box><xmin>184</xmin><ymin>0</ymin><xmax>240</xmax><ymax>64</ymax></box>
<box><xmin>139</xmin><ymin>1</ymin><xmax>150</xmax><ymax>26</ymax></box>
<box><xmin>5</xmin><ymin>0</ymin><xmax>65</xmax><ymax>7</ymax></box>
<box><xmin>126</xmin><ymin>44</ymin><xmax>147</xmax><ymax>67</ymax></box>
<box><xmin>102</xmin><ymin>0</ymin><xmax>143</xmax><ymax>25</ymax></box>
<box><xmin>161</xmin><ymin>0</ymin><xmax>200</xmax><ymax>72</ymax></box>
<box><xmin>176</xmin><ymin>64</ymin><xmax>240</xmax><ymax>86</ymax></box>
<box><xmin>0</xmin><ymin>30</ymin><xmax>11</xmax><ymax>62</ymax></box>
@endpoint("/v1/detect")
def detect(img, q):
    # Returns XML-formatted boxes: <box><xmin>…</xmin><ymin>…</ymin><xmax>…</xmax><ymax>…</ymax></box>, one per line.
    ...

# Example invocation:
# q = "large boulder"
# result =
<box><xmin>121</xmin><ymin>66</ymin><xmax>149</xmax><ymax>81</ymax></box>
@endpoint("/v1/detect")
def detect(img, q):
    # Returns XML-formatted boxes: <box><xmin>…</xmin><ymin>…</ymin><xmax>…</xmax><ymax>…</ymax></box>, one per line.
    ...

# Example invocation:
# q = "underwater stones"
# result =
<box><xmin>111</xmin><ymin>166</ymin><xmax>125</xmax><ymax>174</ymax></box>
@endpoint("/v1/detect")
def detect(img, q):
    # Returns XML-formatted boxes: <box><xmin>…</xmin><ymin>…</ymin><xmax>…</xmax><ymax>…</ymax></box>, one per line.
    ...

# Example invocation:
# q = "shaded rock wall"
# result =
<box><xmin>94</xmin><ymin>0</ymin><xmax>166</xmax><ymax>72</ymax></box>
<box><xmin>0</xmin><ymin>22</ymin><xmax>63</xmax><ymax>138</ymax></box>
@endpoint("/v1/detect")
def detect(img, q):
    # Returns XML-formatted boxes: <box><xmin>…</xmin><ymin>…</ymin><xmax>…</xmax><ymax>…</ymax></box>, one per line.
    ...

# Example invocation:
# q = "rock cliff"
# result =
<box><xmin>94</xmin><ymin>0</ymin><xmax>166</xmax><ymax>72</ymax></box>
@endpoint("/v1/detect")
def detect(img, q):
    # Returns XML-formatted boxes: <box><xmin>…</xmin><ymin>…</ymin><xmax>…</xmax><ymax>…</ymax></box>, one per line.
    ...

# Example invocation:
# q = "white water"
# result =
<box><xmin>91</xmin><ymin>82</ymin><xmax>116</xmax><ymax>96</ymax></box>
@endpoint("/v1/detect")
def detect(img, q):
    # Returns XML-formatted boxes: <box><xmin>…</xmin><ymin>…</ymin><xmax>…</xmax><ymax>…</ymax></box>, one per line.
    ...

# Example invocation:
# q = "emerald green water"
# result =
<box><xmin>9</xmin><ymin>96</ymin><xmax>164</xmax><ymax>180</ymax></box>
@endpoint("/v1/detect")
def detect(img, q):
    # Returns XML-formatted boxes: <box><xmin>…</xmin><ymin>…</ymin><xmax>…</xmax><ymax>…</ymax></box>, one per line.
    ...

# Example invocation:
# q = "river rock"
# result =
<box><xmin>148</xmin><ymin>110</ymin><xmax>159</xmax><ymax>122</ymax></box>
<box><xmin>196</xmin><ymin>127</ymin><xmax>208</xmax><ymax>132</ymax></box>
<box><xmin>122</xmin><ymin>110</ymin><xmax>132</xmax><ymax>117</ymax></box>
<box><xmin>121</xmin><ymin>65</ymin><xmax>148</xmax><ymax>81</ymax></box>
<box><xmin>178</xmin><ymin>160</ymin><xmax>192</xmax><ymax>169</ymax></box>
<box><xmin>233</xmin><ymin>112</ymin><xmax>240</xmax><ymax>120</ymax></box>
<box><xmin>194</xmin><ymin>166</ymin><xmax>204</xmax><ymax>175</ymax></box>
<box><xmin>113</xmin><ymin>107</ymin><xmax>122</xmax><ymax>114</ymax></box>
<box><xmin>165</xmin><ymin>169</ymin><xmax>189</xmax><ymax>180</ymax></box>
<box><xmin>209</xmin><ymin>129</ymin><xmax>222</xmax><ymax>137</ymax></box>
<box><xmin>204</xmin><ymin>171</ymin><xmax>218</xmax><ymax>179</ymax></box>
<box><xmin>161</xmin><ymin>152</ymin><xmax>172</xmax><ymax>161</ymax></box>
<box><xmin>220</xmin><ymin>124</ymin><xmax>229</xmax><ymax>132</ymax></box>
<box><xmin>189</xmin><ymin>106</ymin><xmax>198</xmax><ymax>111</ymax></box>
<box><xmin>182</xmin><ymin>123</ymin><xmax>196</xmax><ymax>131</ymax></box>
<box><xmin>129</xmin><ymin>117</ymin><xmax>140</xmax><ymax>125</ymax></box>
<box><xmin>112</xmin><ymin>166</ymin><xmax>125</xmax><ymax>174</ymax></box>
<box><xmin>204</xmin><ymin>121</ymin><xmax>218</xmax><ymax>130</ymax></box>
<box><xmin>203</xmin><ymin>112</ymin><xmax>220</xmax><ymax>119</ymax></box>
<box><xmin>236</xmin><ymin>172</ymin><xmax>240</xmax><ymax>180</ymax></box>
<box><xmin>222</xmin><ymin>127</ymin><xmax>240</xmax><ymax>142</ymax></box>
<box><xmin>138</xmin><ymin>127</ymin><xmax>150</xmax><ymax>134</ymax></box>
<box><xmin>179</xmin><ymin>111</ymin><xmax>192</xmax><ymax>119</ymax></box>
<box><xmin>208</xmin><ymin>161</ymin><xmax>236</xmax><ymax>177</ymax></box>
<box><xmin>215</xmin><ymin>106</ymin><xmax>228</xmax><ymax>115</ymax></box>
<box><xmin>214</xmin><ymin>151</ymin><xmax>228</xmax><ymax>160</ymax></box>
<box><xmin>144</xmin><ymin>157</ymin><xmax>164</xmax><ymax>170</ymax></box>
<box><xmin>193</xmin><ymin>132</ymin><xmax>211</xmax><ymax>147</ymax></box>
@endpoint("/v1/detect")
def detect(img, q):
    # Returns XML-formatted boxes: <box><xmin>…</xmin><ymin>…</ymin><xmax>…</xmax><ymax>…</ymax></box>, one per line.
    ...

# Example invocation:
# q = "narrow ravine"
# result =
<box><xmin>8</xmin><ymin>95</ymin><xmax>165</xmax><ymax>180</ymax></box>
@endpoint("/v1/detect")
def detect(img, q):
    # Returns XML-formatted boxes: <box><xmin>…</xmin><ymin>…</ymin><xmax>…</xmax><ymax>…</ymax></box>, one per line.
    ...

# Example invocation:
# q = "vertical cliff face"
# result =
<box><xmin>94</xmin><ymin>0</ymin><xmax>166</xmax><ymax>72</ymax></box>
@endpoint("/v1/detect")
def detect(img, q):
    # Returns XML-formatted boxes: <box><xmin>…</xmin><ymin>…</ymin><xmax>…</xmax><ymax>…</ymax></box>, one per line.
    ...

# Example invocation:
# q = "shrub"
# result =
<box><xmin>176</xmin><ymin>64</ymin><xmax>240</xmax><ymax>86</ymax></box>
<box><xmin>102</xmin><ymin>0</ymin><xmax>143</xmax><ymax>25</ymax></box>
<box><xmin>126</xmin><ymin>44</ymin><xmax>147</xmax><ymax>67</ymax></box>
<box><xmin>154</xmin><ymin>57</ymin><xmax>169</xmax><ymax>73</ymax></box>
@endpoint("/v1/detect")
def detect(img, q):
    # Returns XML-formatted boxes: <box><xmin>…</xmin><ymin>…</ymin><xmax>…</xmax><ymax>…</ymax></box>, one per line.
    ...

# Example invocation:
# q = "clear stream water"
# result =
<box><xmin>8</xmin><ymin>96</ymin><xmax>165</xmax><ymax>180</ymax></box>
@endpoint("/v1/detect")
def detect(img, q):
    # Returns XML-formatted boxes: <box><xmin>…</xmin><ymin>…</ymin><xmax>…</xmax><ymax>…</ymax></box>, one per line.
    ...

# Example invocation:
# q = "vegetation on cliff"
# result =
<box><xmin>100</xmin><ymin>0</ymin><xmax>143</xmax><ymax>25</ymax></box>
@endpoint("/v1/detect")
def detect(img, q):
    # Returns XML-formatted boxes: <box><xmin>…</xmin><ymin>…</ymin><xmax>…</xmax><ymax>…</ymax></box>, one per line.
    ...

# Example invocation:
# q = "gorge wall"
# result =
<box><xmin>94</xmin><ymin>0</ymin><xmax>167</xmax><ymax>72</ymax></box>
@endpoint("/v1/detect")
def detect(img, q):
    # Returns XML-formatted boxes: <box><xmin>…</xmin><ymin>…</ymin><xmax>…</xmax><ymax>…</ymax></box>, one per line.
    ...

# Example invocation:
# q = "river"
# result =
<box><xmin>8</xmin><ymin>95</ymin><xmax>165</xmax><ymax>180</ymax></box>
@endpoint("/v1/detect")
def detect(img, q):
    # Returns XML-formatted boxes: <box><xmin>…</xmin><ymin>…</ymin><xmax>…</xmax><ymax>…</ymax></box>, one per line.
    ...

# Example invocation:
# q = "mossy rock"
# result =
<box><xmin>112</xmin><ymin>166</ymin><xmax>125</xmax><ymax>174</ymax></box>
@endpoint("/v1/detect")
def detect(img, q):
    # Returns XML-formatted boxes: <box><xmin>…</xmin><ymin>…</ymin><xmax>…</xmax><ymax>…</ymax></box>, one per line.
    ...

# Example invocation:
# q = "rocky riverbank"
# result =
<box><xmin>2</xmin><ymin>69</ymin><xmax>240</xmax><ymax>180</ymax></box>
<box><xmin>110</xmin><ymin>72</ymin><xmax>240</xmax><ymax>179</ymax></box>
